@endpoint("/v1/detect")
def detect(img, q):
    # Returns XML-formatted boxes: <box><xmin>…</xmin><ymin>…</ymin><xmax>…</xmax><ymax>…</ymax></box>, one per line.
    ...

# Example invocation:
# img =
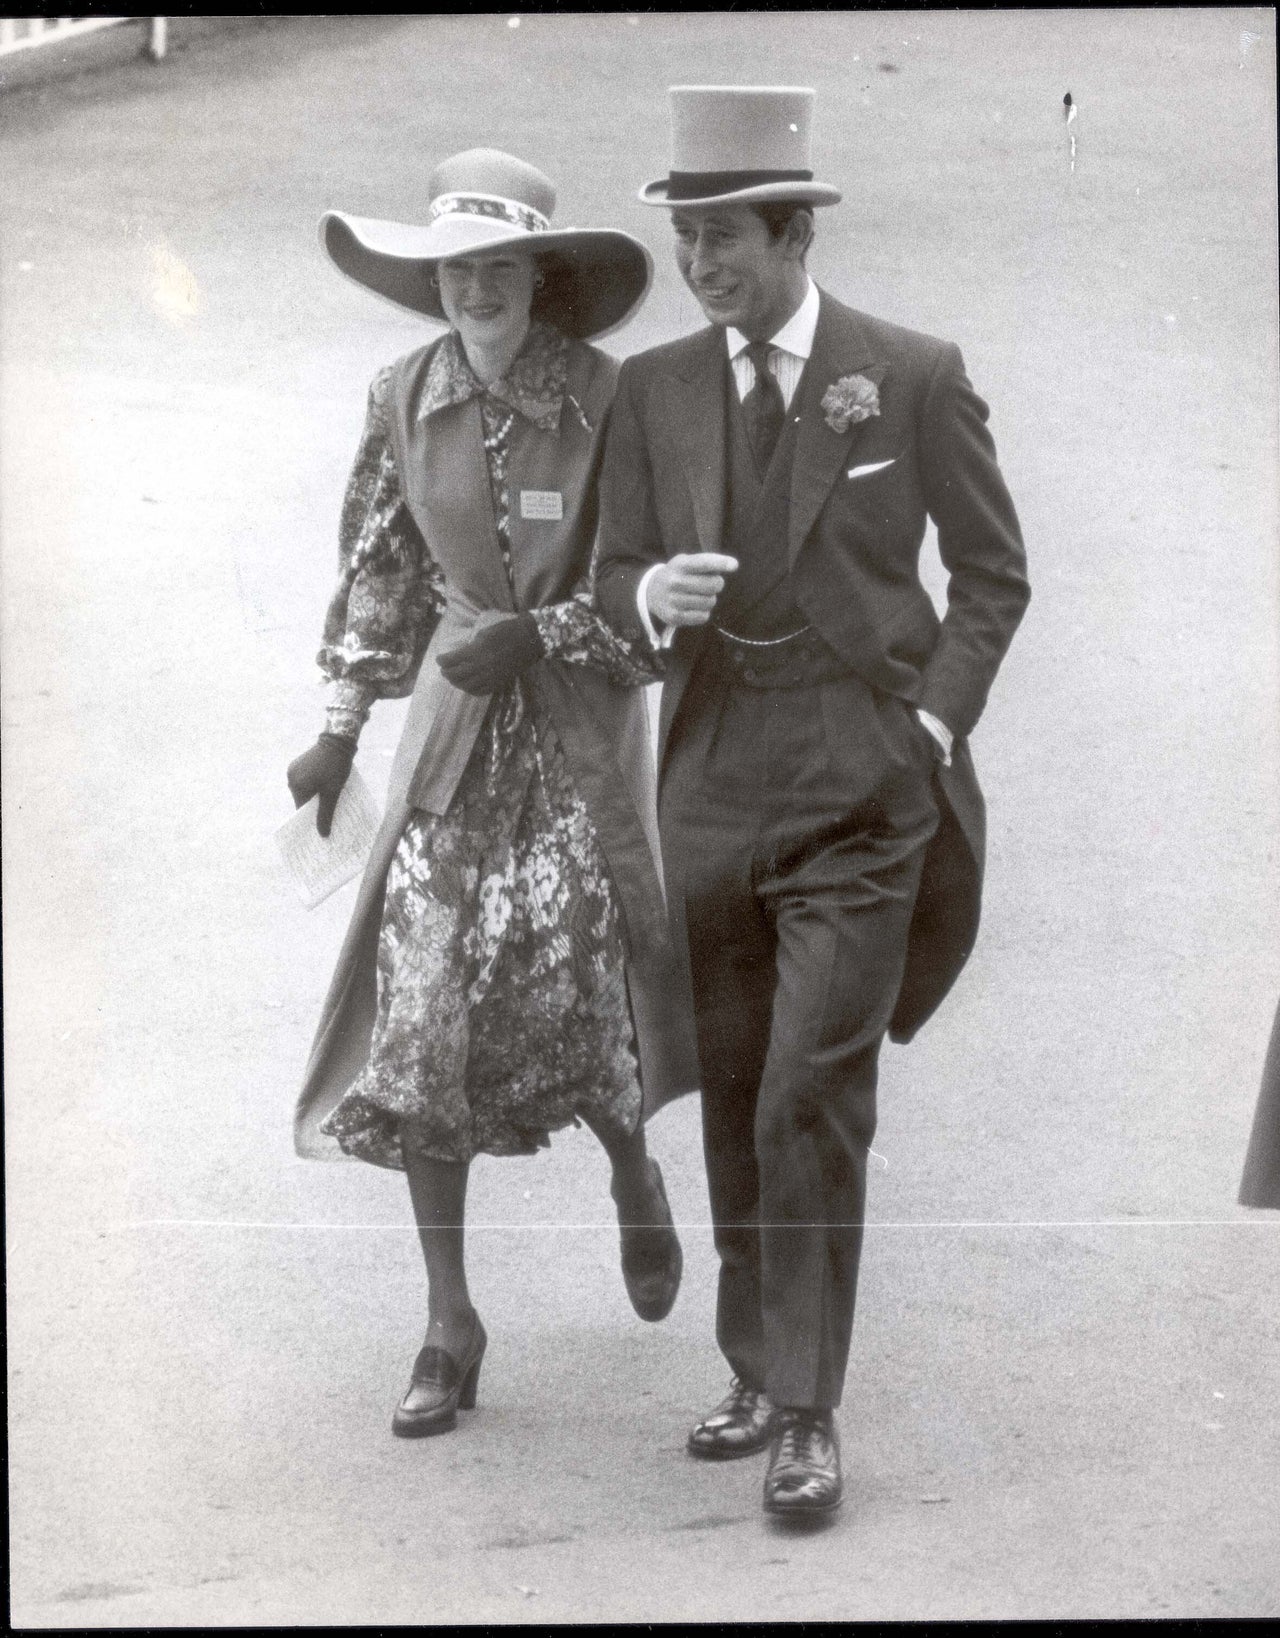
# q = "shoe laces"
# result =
<box><xmin>724</xmin><ymin>1375</ymin><xmax>762</xmax><ymax>1412</ymax></box>
<box><xmin>773</xmin><ymin>1412</ymin><xmax>827</xmax><ymax>1472</ymax></box>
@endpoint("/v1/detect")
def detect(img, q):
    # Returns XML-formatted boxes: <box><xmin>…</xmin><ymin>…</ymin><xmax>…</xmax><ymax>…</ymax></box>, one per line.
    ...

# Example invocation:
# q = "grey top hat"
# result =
<box><xmin>321</xmin><ymin>148</ymin><xmax>653</xmax><ymax>340</ymax></box>
<box><xmin>640</xmin><ymin>85</ymin><xmax>842</xmax><ymax>209</ymax></box>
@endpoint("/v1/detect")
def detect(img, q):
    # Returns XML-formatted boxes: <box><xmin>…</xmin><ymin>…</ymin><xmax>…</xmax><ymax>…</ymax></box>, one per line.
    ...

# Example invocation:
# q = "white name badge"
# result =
<box><xmin>520</xmin><ymin>489</ymin><xmax>564</xmax><ymax>522</ymax></box>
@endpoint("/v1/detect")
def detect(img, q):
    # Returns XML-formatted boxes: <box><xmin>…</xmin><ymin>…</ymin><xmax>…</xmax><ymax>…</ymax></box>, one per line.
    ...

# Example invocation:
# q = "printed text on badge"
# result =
<box><xmin>520</xmin><ymin>490</ymin><xmax>564</xmax><ymax>521</ymax></box>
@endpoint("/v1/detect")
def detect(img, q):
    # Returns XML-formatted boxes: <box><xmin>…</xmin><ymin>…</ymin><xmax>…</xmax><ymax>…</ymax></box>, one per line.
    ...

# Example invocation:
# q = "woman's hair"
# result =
<box><xmin>529</xmin><ymin>250</ymin><xmax>578</xmax><ymax>333</ymax></box>
<box><xmin>430</xmin><ymin>249</ymin><xmax>572</xmax><ymax>330</ymax></box>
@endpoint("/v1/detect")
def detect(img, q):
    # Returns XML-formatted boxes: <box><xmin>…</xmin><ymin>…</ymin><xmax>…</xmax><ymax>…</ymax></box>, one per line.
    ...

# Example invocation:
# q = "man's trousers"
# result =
<box><xmin>660</xmin><ymin>652</ymin><xmax>939</xmax><ymax>1410</ymax></box>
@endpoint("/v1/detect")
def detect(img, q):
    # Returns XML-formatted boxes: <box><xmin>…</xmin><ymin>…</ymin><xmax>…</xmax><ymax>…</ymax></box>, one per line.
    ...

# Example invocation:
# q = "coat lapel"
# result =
<box><xmin>504</xmin><ymin>342</ymin><xmax>599</xmax><ymax>608</ymax></box>
<box><xmin>788</xmin><ymin>294</ymin><xmax>887</xmax><ymax>564</ymax></box>
<box><xmin>421</xmin><ymin>397</ymin><xmax>515</xmax><ymax>613</ymax></box>
<box><xmin>661</xmin><ymin>327</ymin><xmax>728</xmax><ymax>556</ymax></box>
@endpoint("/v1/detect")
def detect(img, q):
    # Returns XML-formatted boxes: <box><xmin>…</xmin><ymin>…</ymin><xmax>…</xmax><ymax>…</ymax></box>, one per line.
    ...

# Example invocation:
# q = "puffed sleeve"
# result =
<box><xmin>529</xmin><ymin>566</ymin><xmax>665</xmax><ymax>689</ymax></box>
<box><xmin>317</xmin><ymin>367</ymin><xmax>445</xmax><ymax>738</ymax></box>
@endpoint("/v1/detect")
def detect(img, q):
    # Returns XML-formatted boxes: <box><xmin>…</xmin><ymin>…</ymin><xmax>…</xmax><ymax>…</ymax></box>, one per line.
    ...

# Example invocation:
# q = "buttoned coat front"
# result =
<box><xmin>594</xmin><ymin>290</ymin><xmax>1030</xmax><ymax>1040</ymax></box>
<box><xmin>295</xmin><ymin>335</ymin><xmax>699</xmax><ymax>1158</ymax></box>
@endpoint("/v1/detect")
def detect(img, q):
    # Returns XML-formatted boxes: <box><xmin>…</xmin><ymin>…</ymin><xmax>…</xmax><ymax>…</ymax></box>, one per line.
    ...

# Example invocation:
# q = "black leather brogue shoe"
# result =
<box><xmin>762</xmin><ymin>1409</ymin><xmax>843</xmax><ymax>1515</ymax></box>
<box><xmin>687</xmin><ymin>1376</ymin><xmax>777</xmax><ymax>1460</ymax></box>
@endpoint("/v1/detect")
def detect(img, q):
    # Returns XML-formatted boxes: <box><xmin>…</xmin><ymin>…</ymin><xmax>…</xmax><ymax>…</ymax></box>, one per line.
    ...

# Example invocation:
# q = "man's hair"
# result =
<box><xmin>751</xmin><ymin>203</ymin><xmax>805</xmax><ymax>238</ymax></box>
<box><xmin>751</xmin><ymin>203</ymin><xmax>814</xmax><ymax>261</ymax></box>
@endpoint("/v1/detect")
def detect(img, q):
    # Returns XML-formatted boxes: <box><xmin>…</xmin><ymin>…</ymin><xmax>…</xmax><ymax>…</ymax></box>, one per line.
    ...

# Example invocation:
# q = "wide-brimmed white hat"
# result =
<box><xmin>640</xmin><ymin>86</ymin><xmax>841</xmax><ymax>210</ymax></box>
<box><xmin>321</xmin><ymin>148</ymin><xmax>653</xmax><ymax>339</ymax></box>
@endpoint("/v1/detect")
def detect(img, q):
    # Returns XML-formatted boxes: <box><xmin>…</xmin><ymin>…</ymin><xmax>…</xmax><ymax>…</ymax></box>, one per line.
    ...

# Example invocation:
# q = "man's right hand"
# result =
<box><xmin>646</xmin><ymin>553</ymin><xmax>739</xmax><ymax>628</ymax></box>
<box><xmin>286</xmin><ymin>732</ymin><xmax>356</xmax><ymax>838</ymax></box>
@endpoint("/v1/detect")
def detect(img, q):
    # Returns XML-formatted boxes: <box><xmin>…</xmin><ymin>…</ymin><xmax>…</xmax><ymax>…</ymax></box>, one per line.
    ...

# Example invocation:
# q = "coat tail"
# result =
<box><xmin>889</xmin><ymin>740</ymin><xmax>985</xmax><ymax>1045</ymax></box>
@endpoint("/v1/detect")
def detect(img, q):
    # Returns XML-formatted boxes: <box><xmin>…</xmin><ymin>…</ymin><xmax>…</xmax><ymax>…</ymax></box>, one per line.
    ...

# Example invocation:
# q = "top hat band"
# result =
<box><xmin>665</xmin><ymin>167</ymin><xmax>814</xmax><ymax>200</ymax></box>
<box><xmin>426</xmin><ymin>191</ymin><xmax>551</xmax><ymax>233</ymax></box>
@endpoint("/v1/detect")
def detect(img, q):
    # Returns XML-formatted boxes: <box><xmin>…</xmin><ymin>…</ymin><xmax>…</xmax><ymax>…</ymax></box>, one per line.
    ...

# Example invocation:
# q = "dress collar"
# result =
<box><xmin>726</xmin><ymin>277</ymin><xmax>819</xmax><ymax>363</ymax></box>
<box><xmin>417</xmin><ymin>320</ymin><xmax>569</xmax><ymax>435</ymax></box>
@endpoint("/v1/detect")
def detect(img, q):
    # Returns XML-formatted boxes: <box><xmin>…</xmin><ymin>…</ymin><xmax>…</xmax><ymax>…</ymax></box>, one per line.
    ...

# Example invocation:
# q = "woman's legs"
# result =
<box><xmin>585</xmin><ymin>1108</ymin><xmax>683</xmax><ymax>1322</ymax></box>
<box><xmin>403</xmin><ymin>1145</ymin><xmax>478</xmax><ymax>1356</ymax></box>
<box><xmin>584</xmin><ymin>1109</ymin><xmax>654</xmax><ymax>1215</ymax></box>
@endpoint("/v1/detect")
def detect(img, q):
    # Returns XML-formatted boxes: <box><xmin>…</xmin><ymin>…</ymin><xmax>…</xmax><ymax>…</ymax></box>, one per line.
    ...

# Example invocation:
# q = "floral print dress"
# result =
<box><xmin>316</xmin><ymin>324</ymin><xmax>661</xmax><ymax>1171</ymax></box>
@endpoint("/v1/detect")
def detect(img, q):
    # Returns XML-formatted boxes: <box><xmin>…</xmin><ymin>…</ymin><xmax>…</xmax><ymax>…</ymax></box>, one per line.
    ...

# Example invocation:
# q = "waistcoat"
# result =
<box><xmin>715</xmin><ymin>362</ymin><xmax>806</xmax><ymax>639</ymax></box>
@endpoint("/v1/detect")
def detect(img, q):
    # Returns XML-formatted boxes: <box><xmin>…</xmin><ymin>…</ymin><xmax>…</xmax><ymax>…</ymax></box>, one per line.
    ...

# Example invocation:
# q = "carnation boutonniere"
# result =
<box><xmin>820</xmin><ymin>373</ymin><xmax>881</xmax><ymax>434</ymax></box>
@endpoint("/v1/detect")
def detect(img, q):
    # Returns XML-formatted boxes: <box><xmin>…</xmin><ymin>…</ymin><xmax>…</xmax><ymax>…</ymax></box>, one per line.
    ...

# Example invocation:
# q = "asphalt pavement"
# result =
<box><xmin>3</xmin><ymin>11</ymin><xmax>1278</xmax><ymax>1625</ymax></box>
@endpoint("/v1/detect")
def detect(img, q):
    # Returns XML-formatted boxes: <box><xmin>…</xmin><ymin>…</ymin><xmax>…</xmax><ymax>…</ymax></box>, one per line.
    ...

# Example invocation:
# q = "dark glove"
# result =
<box><xmin>436</xmin><ymin>613</ymin><xmax>544</xmax><ymax>696</ymax></box>
<box><xmin>286</xmin><ymin>732</ymin><xmax>356</xmax><ymax>838</ymax></box>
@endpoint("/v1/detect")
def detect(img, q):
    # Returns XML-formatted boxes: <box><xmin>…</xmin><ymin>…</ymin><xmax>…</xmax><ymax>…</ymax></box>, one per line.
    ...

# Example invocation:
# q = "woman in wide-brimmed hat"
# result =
<box><xmin>287</xmin><ymin>148</ymin><xmax>698</xmax><ymax>1438</ymax></box>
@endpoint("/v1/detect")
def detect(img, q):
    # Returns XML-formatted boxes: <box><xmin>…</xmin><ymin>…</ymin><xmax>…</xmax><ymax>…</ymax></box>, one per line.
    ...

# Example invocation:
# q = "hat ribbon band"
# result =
<box><xmin>665</xmin><ymin>167</ymin><xmax>814</xmax><ymax>201</ymax></box>
<box><xmin>427</xmin><ymin>191</ymin><xmax>551</xmax><ymax>234</ymax></box>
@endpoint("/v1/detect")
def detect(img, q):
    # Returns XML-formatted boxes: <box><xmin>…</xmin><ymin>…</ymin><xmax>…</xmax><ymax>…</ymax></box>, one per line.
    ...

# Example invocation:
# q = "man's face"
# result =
<box><xmin>671</xmin><ymin>205</ymin><xmax>798</xmax><ymax>339</ymax></box>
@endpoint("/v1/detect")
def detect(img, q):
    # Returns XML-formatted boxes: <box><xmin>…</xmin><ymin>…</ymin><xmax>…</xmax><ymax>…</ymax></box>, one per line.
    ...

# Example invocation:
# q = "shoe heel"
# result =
<box><xmin>459</xmin><ymin>1354</ymin><xmax>482</xmax><ymax>1411</ymax></box>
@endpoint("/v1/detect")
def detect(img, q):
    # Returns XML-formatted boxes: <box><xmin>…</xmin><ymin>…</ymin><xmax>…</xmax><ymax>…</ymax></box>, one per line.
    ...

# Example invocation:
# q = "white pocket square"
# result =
<box><xmin>847</xmin><ymin>458</ymin><xmax>896</xmax><ymax>480</ymax></box>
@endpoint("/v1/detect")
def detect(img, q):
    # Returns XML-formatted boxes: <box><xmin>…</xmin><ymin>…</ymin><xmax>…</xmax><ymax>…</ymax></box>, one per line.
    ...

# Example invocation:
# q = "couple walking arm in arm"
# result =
<box><xmin>288</xmin><ymin>85</ymin><xmax>1030</xmax><ymax>1522</ymax></box>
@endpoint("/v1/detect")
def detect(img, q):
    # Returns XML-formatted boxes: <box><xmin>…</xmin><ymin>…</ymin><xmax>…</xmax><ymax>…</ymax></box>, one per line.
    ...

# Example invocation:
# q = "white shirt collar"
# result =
<box><xmin>726</xmin><ymin>277</ymin><xmax>819</xmax><ymax>362</ymax></box>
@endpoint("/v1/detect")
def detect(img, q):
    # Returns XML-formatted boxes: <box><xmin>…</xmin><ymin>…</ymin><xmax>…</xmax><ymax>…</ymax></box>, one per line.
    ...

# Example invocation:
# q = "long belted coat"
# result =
<box><xmin>594</xmin><ymin>291</ymin><xmax>1031</xmax><ymax>1041</ymax></box>
<box><xmin>294</xmin><ymin>334</ymin><xmax>700</xmax><ymax>1159</ymax></box>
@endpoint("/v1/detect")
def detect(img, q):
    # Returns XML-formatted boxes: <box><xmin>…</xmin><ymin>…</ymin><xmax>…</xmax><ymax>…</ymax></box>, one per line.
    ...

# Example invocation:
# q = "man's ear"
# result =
<box><xmin>784</xmin><ymin>209</ymin><xmax>815</xmax><ymax>263</ymax></box>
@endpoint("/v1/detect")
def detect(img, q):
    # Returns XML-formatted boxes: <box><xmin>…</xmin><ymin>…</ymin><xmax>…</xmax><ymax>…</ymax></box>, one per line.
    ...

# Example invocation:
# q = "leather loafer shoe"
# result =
<box><xmin>392</xmin><ymin>1314</ymin><xmax>486</xmax><ymax>1438</ymax></box>
<box><xmin>687</xmin><ymin>1376</ymin><xmax>776</xmax><ymax>1460</ymax></box>
<box><xmin>763</xmin><ymin>1409</ymin><xmax>842</xmax><ymax>1515</ymax></box>
<box><xmin>613</xmin><ymin>1158</ymin><xmax>682</xmax><ymax>1322</ymax></box>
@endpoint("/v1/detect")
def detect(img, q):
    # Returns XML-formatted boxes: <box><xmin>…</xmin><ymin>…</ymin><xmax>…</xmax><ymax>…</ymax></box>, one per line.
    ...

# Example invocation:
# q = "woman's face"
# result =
<box><xmin>436</xmin><ymin>249</ymin><xmax>537</xmax><ymax>359</ymax></box>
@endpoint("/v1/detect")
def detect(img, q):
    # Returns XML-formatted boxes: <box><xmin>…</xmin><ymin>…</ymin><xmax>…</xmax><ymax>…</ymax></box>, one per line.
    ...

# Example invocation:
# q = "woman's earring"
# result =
<box><xmin>429</xmin><ymin>273</ymin><xmax>439</xmax><ymax>289</ymax></box>
<box><xmin>533</xmin><ymin>273</ymin><xmax>545</xmax><ymax>289</ymax></box>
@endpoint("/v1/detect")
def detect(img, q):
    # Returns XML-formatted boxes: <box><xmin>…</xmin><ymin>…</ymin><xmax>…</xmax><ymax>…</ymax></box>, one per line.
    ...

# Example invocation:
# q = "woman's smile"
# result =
<box><xmin>436</xmin><ymin>249</ymin><xmax>538</xmax><ymax>378</ymax></box>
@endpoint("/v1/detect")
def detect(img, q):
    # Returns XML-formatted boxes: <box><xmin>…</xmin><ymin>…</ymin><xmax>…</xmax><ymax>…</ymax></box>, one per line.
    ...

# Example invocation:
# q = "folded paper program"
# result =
<box><xmin>276</xmin><ymin>766</ymin><xmax>381</xmax><ymax>909</ymax></box>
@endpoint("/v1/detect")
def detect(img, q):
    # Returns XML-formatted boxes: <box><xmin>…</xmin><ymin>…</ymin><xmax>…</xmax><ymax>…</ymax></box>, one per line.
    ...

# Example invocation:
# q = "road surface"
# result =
<box><xmin>3</xmin><ymin>10</ymin><xmax>1278</xmax><ymax>1625</ymax></box>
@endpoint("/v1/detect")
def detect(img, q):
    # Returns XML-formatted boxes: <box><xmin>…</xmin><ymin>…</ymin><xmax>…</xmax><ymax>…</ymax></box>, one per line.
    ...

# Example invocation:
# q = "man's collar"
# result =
<box><xmin>726</xmin><ymin>277</ymin><xmax>819</xmax><ymax>361</ymax></box>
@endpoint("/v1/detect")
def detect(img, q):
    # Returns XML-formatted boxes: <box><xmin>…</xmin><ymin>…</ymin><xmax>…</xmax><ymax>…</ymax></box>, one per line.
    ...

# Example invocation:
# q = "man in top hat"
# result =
<box><xmin>594</xmin><ymin>86</ymin><xmax>1030</xmax><ymax>1517</ymax></box>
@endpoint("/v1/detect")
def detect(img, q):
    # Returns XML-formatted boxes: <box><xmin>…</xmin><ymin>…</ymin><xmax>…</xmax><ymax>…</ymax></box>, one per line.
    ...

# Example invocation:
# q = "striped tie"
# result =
<box><xmin>743</xmin><ymin>341</ymin><xmax>785</xmax><ymax>474</ymax></box>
